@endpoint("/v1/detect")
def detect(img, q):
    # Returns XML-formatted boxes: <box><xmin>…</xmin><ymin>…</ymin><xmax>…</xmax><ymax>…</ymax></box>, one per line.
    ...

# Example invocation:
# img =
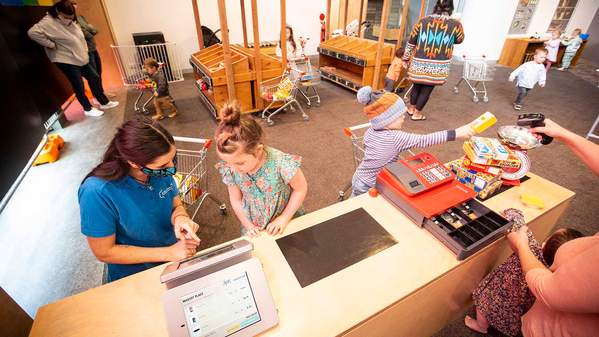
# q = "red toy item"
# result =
<box><xmin>388</xmin><ymin>152</ymin><xmax>455</xmax><ymax>196</ymax></box>
<box><xmin>320</xmin><ymin>13</ymin><xmax>326</xmax><ymax>42</ymax></box>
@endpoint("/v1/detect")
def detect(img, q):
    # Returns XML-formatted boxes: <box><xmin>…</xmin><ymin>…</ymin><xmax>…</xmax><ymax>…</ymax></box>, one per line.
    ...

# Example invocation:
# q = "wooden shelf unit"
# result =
<box><xmin>190</xmin><ymin>43</ymin><xmax>283</xmax><ymax>118</ymax></box>
<box><xmin>498</xmin><ymin>37</ymin><xmax>588</xmax><ymax>69</ymax></box>
<box><xmin>318</xmin><ymin>36</ymin><xmax>394</xmax><ymax>91</ymax></box>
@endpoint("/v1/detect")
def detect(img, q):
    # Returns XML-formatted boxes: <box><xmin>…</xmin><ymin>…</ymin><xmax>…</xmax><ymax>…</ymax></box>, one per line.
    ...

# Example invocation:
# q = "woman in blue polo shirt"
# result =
<box><xmin>79</xmin><ymin>117</ymin><xmax>201</xmax><ymax>282</ymax></box>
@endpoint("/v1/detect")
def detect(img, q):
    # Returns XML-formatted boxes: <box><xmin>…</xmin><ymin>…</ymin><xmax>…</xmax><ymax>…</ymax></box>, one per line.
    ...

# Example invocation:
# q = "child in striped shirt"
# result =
<box><xmin>351</xmin><ymin>86</ymin><xmax>474</xmax><ymax>196</ymax></box>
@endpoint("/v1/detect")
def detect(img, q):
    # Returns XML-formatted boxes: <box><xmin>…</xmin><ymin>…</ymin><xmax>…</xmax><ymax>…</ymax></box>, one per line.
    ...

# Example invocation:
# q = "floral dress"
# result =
<box><xmin>472</xmin><ymin>208</ymin><xmax>546</xmax><ymax>337</ymax></box>
<box><xmin>216</xmin><ymin>147</ymin><xmax>304</xmax><ymax>233</ymax></box>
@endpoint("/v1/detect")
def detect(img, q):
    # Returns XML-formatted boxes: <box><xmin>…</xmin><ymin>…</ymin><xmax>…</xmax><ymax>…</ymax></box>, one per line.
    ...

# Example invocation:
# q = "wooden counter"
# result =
<box><xmin>498</xmin><ymin>37</ymin><xmax>588</xmax><ymax>69</ymax></box>
<box><xmin>29</xmin><ymin>173</ymin><xmax>574</xmax><ymax>337</ymax></box>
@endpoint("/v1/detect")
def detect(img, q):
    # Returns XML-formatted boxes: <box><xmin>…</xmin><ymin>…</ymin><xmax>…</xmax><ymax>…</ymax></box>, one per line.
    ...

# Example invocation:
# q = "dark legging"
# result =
<box><xmin>88</xmin><ymin>50</ymin><xmax>103</xmax><ymax>89</ymax></box>
<box><xmin>55</xmin><ymin>62</ymin><xmax>109</xmax><ymax>111</ymax></box>
<box><xmin>410</xmin><ymin>83</ymin><xmax>435</xmax><ymax>111</ymax></box>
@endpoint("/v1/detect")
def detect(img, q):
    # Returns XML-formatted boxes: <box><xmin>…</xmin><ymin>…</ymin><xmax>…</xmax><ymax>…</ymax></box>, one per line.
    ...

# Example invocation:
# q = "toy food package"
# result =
<box><xmin>463</xmin><ymin>141</ymin><xmax>522</xmax><ymax>169</ymax></box>
<box><xmin>470</xmin><ymin>137</ymin><xmax>510</xmax><ymax>161</ymax></box>
<box><xmin>448</xmin><ymin>159</ymin><xmax>503</xmax><ymax>200</ymax></box>
<box><xmin>471</xmin><ymin>111</ymin><xmax>497</xmax><ymax>134</ymax></box>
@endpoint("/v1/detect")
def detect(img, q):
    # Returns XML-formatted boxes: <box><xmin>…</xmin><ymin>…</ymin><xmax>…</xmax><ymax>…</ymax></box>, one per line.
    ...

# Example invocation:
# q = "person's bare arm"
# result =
<box><xmin>171</xmin><ymin>196</ymin><xmax>201</xmax><ymax>242</ymax></box>
<box><xmin>226</xmin><ymin>185</ymin><xmax>260</xmax><ymax>235</ymax></box>
<box><xmin>86</xmin><ymin>235</ymin><xmax>197</xmax><ymax>264</ymax></box>
<box><xmin>532</xmin><ymin>119</ymin><xmax>599</xmax><ymax>175</ymax></box>
<box><xmin>265</xmin><ymin>168</ymin><xmax>308</xmax><ymax>235</ymax></box>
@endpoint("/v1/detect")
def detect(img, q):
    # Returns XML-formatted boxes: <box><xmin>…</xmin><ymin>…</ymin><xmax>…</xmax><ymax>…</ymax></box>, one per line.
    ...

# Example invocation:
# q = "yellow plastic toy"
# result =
<box><xmin>33</xmin><ymin>135</ymin><xmax>65</xmax><ymax>166</ymax></box>
<box><xmin>471</xmin><ymin>111</ymin><xmax>497</xmax><ymax>134</ymax></box>
<box><xmin>520</xmin><ymin>193</ymin><xmax>545</xmax><ymax>209</ymax></box>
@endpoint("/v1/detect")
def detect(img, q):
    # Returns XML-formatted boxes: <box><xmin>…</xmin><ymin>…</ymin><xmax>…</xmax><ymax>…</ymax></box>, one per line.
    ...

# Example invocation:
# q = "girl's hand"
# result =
<box><xmin>168</xmin><ymin>239</ymin><xmax>199</xmax><ymax>261</ymax></box>
<box><xmin>265</xmin><ymin>216</ymin><xmax>290</xmax><ymax>236</ymax></box>
<box><xmin>244</xmin><ymin>224</ymin><xmax>262</xmax><ymax>238</ymax></box>
<box><xmin>507</xmin><ymin>225</ymin><xmax>529</xmax><ymax>253</ymax></box>
<box><xmin>174</xmin><ymin>216</ymin><xmax>201</xmax><ymax>243</ymax></box>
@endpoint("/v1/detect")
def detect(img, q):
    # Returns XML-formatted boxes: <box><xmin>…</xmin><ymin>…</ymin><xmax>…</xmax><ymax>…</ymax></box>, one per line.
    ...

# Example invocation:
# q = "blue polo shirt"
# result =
<box><xmin>78</xmin><ymin>175</ymin><xmax>179</xmax><ymax>282</ymax></box>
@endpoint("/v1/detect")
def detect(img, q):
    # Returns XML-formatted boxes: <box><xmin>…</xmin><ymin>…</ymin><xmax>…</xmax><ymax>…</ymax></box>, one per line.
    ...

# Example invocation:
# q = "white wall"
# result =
<box><xmin>566</xmin><ymin>0</ymin><xmax>599</xmax><ymax>33</ymax></box>
<box><xmin>104</xmin><ymin>0</ymin><xmax>326</xmax><ymax>71</ymax></box>
<box><xmin>453</xmin><ymin>0</ymin><xmax>519</xmax><ymax>60</ymax></box>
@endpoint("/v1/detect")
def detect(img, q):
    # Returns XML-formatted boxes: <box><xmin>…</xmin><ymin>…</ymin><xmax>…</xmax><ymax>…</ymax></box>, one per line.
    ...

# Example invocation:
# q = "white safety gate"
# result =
<box><xmin>111</xmin><ymin>42</ymin><xmax>184</xmax><ymax>86</ymax></box>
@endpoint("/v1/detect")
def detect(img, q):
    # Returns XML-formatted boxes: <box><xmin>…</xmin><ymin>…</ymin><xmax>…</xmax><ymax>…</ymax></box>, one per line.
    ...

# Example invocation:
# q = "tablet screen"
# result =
<box><xmin>180</xmin><ymin>272</ymin><xmax>261</xmax><ymax>337</ymax></box>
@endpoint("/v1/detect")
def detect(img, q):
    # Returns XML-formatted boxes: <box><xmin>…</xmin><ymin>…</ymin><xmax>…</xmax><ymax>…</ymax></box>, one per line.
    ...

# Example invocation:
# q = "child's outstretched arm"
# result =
<box><xmin>265</xmin><ymin>168</ymin><xmax>308</xmax><ymax>235</ymax></box>
<box><xmin>226</xmin><ymin>185</ymin><xmax>261</xmax><ymax>237</ymax></box>
<box><xmin>509</xmin><ymin>64</ymin><xmax>523</xmax><ymax>82</ymax></box>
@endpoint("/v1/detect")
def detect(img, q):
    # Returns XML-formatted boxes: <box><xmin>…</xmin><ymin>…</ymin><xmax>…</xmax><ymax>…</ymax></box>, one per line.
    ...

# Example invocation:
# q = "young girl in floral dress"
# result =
<box><xmin>215</xmin><ymin>102</ymin><xmax>308</xmax><ymax>237</ymax></box>
<box><xmin>465</xmin><ymin>208</ymin><xmax>583</xmax><ymax>336</ymax></box>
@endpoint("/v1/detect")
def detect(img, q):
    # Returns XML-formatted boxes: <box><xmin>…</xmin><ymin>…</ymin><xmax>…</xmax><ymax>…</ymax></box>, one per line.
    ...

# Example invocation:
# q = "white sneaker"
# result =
<box><xmin>100</xmin><ymin>101</ymin><xmax>119</xmax><ymax>110</ymax></box>
<box><xmin>557</xmin><ymin>67</ymin><xmax>565</xmax><ymax>71</ymax></box>
<box><xmin>84</xmin><ymin>107</ymin><xmax>105</xmax><ymax>117</ymax></box>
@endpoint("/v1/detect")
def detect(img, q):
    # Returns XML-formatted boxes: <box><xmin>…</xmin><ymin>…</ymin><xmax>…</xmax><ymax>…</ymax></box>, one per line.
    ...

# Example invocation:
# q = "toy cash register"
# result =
<box><xmin>161</xmin><ymin>239</ymin><xmax>278</xmax><ymax>337</ymax></box>
<box><xmin>376</xmin><ymin>152</ymin><xmax>512</xmax><ymax>260</ymax></box>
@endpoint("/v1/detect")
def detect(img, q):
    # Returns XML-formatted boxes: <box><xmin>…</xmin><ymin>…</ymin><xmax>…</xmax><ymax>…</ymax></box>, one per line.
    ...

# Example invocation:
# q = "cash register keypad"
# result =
<box><xmin>416</xmin><ymin>163</ymin><xmax>452</xmax><ymax>184</ymax></box>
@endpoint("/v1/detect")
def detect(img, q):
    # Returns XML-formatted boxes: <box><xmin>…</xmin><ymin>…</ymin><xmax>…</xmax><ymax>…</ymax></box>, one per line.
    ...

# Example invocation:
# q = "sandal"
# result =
<box><xmin>410</xmin><ymin>115</ymin><xmax>427</xmax><ymax>121</ymax></box>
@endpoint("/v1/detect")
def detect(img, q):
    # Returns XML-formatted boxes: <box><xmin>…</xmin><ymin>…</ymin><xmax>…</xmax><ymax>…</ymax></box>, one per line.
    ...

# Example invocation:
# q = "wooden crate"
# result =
<box><xmin>318</xmin><ymin>36</ymin><xmax>394</xmax><ymax>91</ymax></box>
<box><xmin>190</xmin><ymin>44</ymin><xmax>283</xmax><ymax>118</ymax></box>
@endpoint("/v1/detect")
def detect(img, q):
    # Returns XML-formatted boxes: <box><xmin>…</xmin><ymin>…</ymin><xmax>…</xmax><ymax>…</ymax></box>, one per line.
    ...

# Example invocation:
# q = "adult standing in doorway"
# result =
<box><xmin>79</xmin><ymin>117</ymin><xmax>201</xmax><ymax>282</ymax></box>
<box><xmin>28</xmin><ymin>0</ymin><xmax>118</xmax><ymax>117</ymax></box>
<box><xmin>402</xmin><ymin>0</ymin><xmax>464</xmax><ymax>121</ymax></box>
<box><xmin>71</xmin><ymin>0</ymin><xmax>115</xmax><ymax>98</ymax></box>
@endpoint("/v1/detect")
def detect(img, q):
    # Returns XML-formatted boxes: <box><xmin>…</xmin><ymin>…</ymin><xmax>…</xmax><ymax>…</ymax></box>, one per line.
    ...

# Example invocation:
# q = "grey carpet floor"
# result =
<box><xmin>125</xmin><ymin>61</ymin><xmax>599</xmax><ymax>336</ymax></box>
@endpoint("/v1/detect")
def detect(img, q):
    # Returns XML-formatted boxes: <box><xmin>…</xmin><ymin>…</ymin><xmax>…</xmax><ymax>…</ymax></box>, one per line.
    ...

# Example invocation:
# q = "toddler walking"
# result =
<box><xmin>215</xmin><ymin>103</ymin><xmax>308</xmax><ymax>237</ymax></box>
<box><xmin>558</xmin><ymin>28</ymin><xmax>583</xmax><ymax>71</ymax></box>
<box><xmin>384</xmin><ymin>47</ymin><xmax>405</xmax><ymax>93</ymax></box>
<box><xmin>351</xmin><ymin>86</ymin><xmax>474</xmax><ymax>196</ymax></box>
<box><xmin>544</xmin><ymin>30</ymin><xmax>561</xmax><ymax>70</ymax></box>
<box><xmin>143</xmin><ymin>58</ymin><xmax>177</xmax><ymax>120</ymax></box>
<box><xmin>509</xmin><ymin>48</ymin><xmax>547</xmax><ymax>111</ymax></box>
<box><xmin>465</xmin><ymin>208</ymin><xmax>584</xmax><ymax>336</ymax></box>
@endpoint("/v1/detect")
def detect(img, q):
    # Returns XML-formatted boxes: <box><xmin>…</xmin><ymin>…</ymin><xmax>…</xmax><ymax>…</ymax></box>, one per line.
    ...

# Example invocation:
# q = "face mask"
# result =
<box><xmin>58</xmin><ymin>17</ymin><xmax>73</xmax><ymax>26</ymax></box>
<box><xmin>140</xmin><ymin>166</ymin><xmax>177</xmax><ymax>177</ymax></box>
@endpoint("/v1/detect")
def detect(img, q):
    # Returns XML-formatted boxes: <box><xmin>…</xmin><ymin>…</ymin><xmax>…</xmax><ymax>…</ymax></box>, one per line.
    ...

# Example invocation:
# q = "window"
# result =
<box><xmin>548</xmin><ymin>0</ymin><xmax>579</xmax><ymax>32</ymax></box>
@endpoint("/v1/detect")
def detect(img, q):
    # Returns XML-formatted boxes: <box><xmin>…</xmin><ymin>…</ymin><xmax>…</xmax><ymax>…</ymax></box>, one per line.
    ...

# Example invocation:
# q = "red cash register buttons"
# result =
<box><xmin>368</xmin><ymin>188</ymin><xmax>379</xmax><ymax>197</ymax></box>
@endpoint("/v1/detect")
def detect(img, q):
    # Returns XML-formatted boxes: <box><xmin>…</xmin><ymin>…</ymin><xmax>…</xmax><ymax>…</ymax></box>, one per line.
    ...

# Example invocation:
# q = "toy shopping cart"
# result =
<box><xmin>260</xmin><ymin>69</ymin><xmax>309</xmax><ymax>126</ymax></box>
<box><xmin>453</xmin><ymin>55</ymin><xmax>495</xmax><ymax>103</ymax></box>
<box><xmin>338</xmin><ymin>123</ymin><xmax>414</xmax><ymax>201</ymax></box>
<box><xmin>173</xmin><ymin>136</ymin><xmax>226</xmax><ymax>221</ymax></box>
<box><xmin>289</xmin><ymin>57</ymin><xmax>321</xmax><ymax>108</ymax></box>
<box><xmin>134</xmin><ymin>78</ymin><xmax>154</xmax><ymax>114</ymax></box>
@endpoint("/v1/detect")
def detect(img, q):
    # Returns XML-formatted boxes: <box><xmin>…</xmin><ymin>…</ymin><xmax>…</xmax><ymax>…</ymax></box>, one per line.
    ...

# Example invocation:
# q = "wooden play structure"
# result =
<box><xmin>321</xmin><ymin>0</ymin><xmax>412</xmax><ymax>91</ymax></box>
<box><xmin>190</xmin><ymin>0</ymin><xmax>288</xmax><ymax>118</ymax></box>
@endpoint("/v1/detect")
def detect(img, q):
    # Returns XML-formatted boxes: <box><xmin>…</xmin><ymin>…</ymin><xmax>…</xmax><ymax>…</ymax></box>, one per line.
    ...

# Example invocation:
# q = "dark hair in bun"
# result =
<box><xmin>433</xmin><ymin>0</ymin><xmax>454</xmax><ymax>16</ymax></box>
<box><xmin>215</xmin><ymin>102</ymin><xmax>264</xmax><ymax>155</ymax></box>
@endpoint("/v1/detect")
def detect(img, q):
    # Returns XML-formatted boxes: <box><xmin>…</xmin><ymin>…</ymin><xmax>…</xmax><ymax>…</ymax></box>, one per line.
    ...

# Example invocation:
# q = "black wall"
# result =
<box><xmin>0</xmin><ymin>5</ymin><xmax>72</xmax><ymax>204</ymax></box>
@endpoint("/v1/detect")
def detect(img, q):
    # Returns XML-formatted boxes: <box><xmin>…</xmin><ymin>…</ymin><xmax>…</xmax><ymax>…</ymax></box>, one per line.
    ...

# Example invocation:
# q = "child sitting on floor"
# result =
<box><xmin>509</xmin><ymin>48</ymin><xmax>547</xmax><ymax>111</ymax></box>
<box><xmin>143</xmin><ymin>58</ymin><xmax>177</xmax><ymax>120</ymax></box>
<box><xmin>558</xmin><ymin>28</ymin><xmax>583</xmax><ymax>71</ymax></box>
<box><xmin>215</xmin><ymin>102</ymin><xmax>308</xmax><ymax>237</ymax></box>
<box><xmin>384</xmin><ymin>47</ymin><xmax>405</xmax><ymax>93</ymax></box>
<box><xmin>465</xmin><ymin>208</ymin><xmax>584</xmax><ymax>336</ymax></box>
<box><xmin>351</xmin><ymin>86</ymin><xmax>474</xmax><ymax>196</ymax></box>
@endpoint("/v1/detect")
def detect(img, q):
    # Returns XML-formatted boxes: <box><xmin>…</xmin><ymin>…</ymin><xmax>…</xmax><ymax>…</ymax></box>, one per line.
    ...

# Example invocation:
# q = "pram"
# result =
<box><xmin>453</xmin><ymin>55</ymin><xmax>495</xmax><ymax>103</ymax></box>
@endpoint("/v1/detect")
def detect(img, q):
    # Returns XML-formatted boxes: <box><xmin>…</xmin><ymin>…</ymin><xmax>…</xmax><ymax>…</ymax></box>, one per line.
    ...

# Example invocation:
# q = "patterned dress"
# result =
<box><xmin>402</xmin><ymin>14</ymin><xmax>465</xmax><ymax>85</ymax></box>
<box><xmin>216</xmin><ymin>147</ymin><xmax>304</xmax><ymax>233</ymax></box>
<box><xmin>472</xmin><ymin>208</ymin><xmax>546</xmax><ymax>337</ymax></box>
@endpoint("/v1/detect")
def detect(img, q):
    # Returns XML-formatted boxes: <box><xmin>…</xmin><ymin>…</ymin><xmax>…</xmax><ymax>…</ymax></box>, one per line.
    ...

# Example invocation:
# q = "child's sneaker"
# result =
<box><xmin>151</xmin><ymin>114</ymin><xmax>165</xmax><ymax>120</ymax></box>
<box><xmin>168</xmin><ymin>110</ymin><xmax>178</xmax><ymax>118</ymax></box>
<box><xmin>84</xmin><ymin>107</ymin><xmax>105</xmax><ymax>117</ymax></box>
<box><xmin>557</xmin><ymin>67</ymin><xmax>566</xmax><ymax>71</ymax></box>
<box><xmin>513</xmin><ymin>103</ymin><xmax>522</xmax><ymax>111</ymax></box>
<box><xmin>100</xmin><ymin>101</ymin><xmax>120</xmax><ymax>110</ymax></box>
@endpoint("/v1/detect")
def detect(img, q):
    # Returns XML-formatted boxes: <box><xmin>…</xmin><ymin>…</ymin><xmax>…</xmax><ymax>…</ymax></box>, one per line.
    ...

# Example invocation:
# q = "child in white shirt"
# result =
<box><xmin>509</xmin><ymin>48</ymin><xmax>547</xmax><ymax>111</ymax></box>
<box><xmin>544</xmin><ymin>30</ymin><xmax>560</xmax><ymax>71</ymax></box>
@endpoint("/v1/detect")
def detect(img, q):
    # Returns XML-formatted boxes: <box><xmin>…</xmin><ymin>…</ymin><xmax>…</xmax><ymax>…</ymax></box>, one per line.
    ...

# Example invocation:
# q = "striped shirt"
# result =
<box><xmin>352</xmin><ymin>127</ymin><xmax>456</xmax><ymax>190</ymax></box>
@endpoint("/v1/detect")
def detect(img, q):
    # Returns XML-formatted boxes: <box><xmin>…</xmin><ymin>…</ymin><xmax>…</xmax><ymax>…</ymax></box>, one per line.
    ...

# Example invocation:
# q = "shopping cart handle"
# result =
<box><xmin>343</xmin><ymin>127</ymin><xmax>353</xmax><ymax>137</ymax></box>
<box><xmin>203</xmin><ymin>139</ymin><xmax>213</xmax><ymax>149</ymax></box>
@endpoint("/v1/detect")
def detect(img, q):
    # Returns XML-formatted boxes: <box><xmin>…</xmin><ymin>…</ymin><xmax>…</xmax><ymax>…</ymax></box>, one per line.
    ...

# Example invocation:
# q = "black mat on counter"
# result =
<box><xmin>276</xmin><ymin>208</ymin><xmax>397</xmax><ymax>288</ymax></box>
<box><xmin>477</xmin><ymin>176</ymin><xmax>531</xmax><ymax>201</ymax></box>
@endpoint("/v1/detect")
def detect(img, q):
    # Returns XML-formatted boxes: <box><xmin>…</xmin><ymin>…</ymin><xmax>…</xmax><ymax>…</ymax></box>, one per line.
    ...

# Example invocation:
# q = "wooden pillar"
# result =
<box><xmin>250</xmin><ymin>0</ymin><xmax>264</xmax><ymax>109</ymax></box>
<box><xmin>191</xmin><ymin>0</ymin><xmax>204</xmax><ymax>49</ymax></box>
<box><xmin>280</xmin><ymin>0</ymin><xmax>287</xmax><ymax>66</ymax></box>
<box><xmin>359</xmin><ymin>0</ymin><xmax>368</xmax><ymax>38</ymax></box>
<box><xmin>396</xmin><ymin>0</ymin><xmax>410</xmax><ymax>50</ymax></box>
<box><xmin>240</xmin><ymin>0</ymin><xmax>249</xmax><ymax>48</ymax></box>
<box><xmin>326</xmin><ymin>0</ymin><xmax>332</xmax><ymax>40</ymax></box>
<box><xmin>217</xmin><ymin>0</ymin><xmax>236</xmax><ymax>102</ymax></box>
<box><xmin>343</xmin><ymin>0</ymin><xmax>349</xmax><ymax>33</ymax></box>
<box><xmin>419</xmin><ymin>0</ymin><xmax>426</xmax><ymax>19</ymax></box>
<box><xmin>372</xmin><ymin>0</ymin><xmax>390</xmax><ymax>89</ymax></box>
